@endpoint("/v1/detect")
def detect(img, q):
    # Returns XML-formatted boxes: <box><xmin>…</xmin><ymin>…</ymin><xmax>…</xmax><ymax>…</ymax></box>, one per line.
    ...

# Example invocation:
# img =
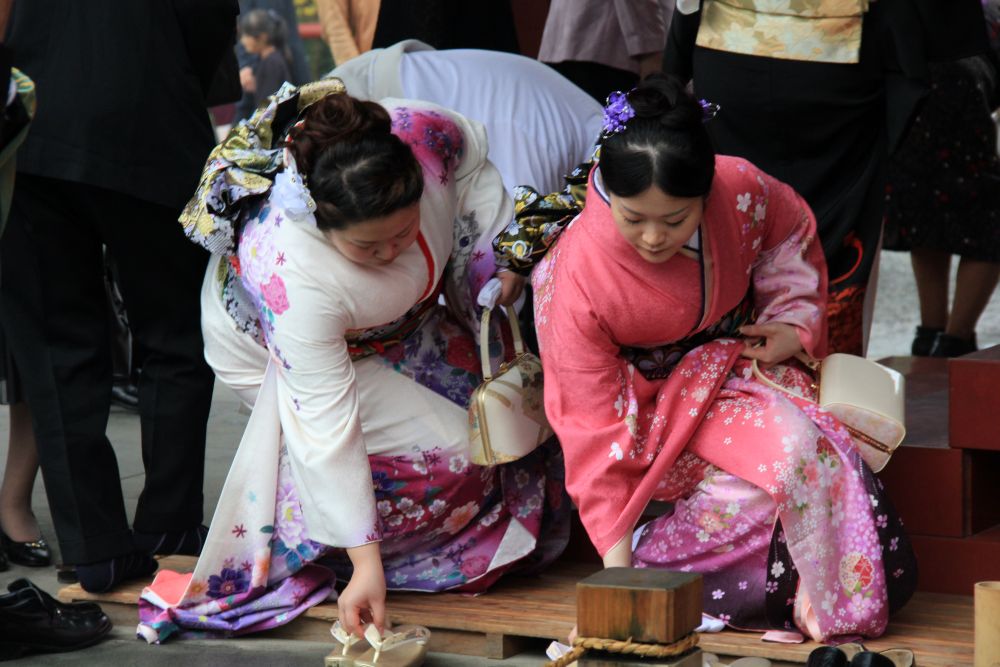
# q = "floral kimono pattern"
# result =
<box><xmin>527</xmin><ymin>157</ymin><xmax>916</xmax><ymax>641</ymax></box>
<box><xmin>138</xmin><ymin>92</ymin><xmax>569</xmax><ymax>642</ymax></box>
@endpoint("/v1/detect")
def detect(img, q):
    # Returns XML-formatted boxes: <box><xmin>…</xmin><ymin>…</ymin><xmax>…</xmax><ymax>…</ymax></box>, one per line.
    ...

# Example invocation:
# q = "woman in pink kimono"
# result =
<box><xmin>137</xmin><ymin>80</ymin><xmax>568</xmax><ymax>643</ymax></box>
<box><xmin>498</xmin><ymin>76</ymin><xmax>916</xmax><ymax>642</ymax></box>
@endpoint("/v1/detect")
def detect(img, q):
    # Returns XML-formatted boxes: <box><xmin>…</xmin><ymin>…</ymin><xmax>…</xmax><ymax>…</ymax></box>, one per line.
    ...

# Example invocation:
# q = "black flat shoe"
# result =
<box><xmin>910</xmin><ymin>325</ymin><xmax>942</xmax><ymax>356</ymax></box>
<box><xmin>0</xmin><ymin>531</ymin><xmax>51</xmax><ymax>567</ymax></box>
<box><xmin>928</xmin><ymin>332</ymin><xmax>977</xmax><ymax>358</ymax></box>
<box><xmin>0</xmin><ymin>581</ymin><xmax>112</xmax><ymax>659</ymax></box>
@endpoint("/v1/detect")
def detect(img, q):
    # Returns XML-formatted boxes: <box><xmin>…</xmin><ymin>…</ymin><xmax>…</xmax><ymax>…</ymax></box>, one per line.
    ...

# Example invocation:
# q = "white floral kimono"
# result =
<box><xmin>138</xmin><ymin>94</ymin><xmax>568</xmax><ymax>642</ymax></box>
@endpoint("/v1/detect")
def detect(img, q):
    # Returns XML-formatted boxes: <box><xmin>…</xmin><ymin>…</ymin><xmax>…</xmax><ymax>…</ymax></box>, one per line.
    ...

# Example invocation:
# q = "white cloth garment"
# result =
<box><xmin>329</xmin><ymin>40</ymin><xmax>603</xmax><ymax>196</ymax></box>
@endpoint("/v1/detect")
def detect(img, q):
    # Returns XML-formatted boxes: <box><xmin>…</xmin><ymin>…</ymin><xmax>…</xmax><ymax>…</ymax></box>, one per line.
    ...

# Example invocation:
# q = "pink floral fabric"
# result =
<box><xmin>534</xmin><ymin>156</ymin><xmax>915</xmax><ymax>641</ymax></box>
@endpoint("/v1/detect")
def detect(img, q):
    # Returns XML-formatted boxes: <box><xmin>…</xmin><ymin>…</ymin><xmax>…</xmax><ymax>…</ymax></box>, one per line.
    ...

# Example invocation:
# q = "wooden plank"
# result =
<box><xmin>57</xmin><ymin>556</ymin><xmax>975</xmax><ymax>666</ymax></box>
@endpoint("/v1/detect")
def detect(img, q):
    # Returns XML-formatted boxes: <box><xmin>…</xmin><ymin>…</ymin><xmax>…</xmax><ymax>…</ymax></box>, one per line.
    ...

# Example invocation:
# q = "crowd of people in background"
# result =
<box><xmin>0</xmin><ymin>0</ymin><xmax>996</xmax><ymax>660</ymax></box>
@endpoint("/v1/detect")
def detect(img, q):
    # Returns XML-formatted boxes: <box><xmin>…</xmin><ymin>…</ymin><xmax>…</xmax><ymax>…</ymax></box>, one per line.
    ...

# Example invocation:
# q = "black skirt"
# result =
<box><xmin>884</xmin><ymin>58</ymin><xmax>1000</xmax><ymax>262</ymax></box>
<box><xmin>0</xmin><ymin>320</ymin><xmax>23</xmax><ymax>405</ymax></box>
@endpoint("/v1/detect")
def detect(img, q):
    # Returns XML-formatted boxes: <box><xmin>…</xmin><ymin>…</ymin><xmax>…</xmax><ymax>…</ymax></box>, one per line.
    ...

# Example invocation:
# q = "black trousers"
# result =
<box><xmin>0</xmin><ymin>174</ymin><xmax>215</xmax><ymax>564</ymax></box>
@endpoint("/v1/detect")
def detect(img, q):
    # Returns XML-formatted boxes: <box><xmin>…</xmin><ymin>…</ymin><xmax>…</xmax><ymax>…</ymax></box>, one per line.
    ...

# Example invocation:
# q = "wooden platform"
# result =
<box><xmin>59</xmin><ymin>556</ymin><xmax>976</xmax><ymax>665</ymax></box>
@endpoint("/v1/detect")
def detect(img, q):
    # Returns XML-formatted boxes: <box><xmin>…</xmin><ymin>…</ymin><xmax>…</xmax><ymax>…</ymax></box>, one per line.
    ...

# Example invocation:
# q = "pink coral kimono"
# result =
<box><xmin>533</xmin><ymin>156</ymin><xmax>916</xmax><ymax>640</ymax></box>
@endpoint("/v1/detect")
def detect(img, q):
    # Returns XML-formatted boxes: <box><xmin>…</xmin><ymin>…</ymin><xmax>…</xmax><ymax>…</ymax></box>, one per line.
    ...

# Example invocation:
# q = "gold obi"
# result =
<box><xmin>696</xmin><ymin>0</ymin><xmax>870</xmax><ymax>64</ymax></box>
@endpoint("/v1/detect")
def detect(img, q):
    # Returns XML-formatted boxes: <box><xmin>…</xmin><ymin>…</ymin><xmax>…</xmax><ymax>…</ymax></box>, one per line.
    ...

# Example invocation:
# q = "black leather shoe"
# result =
<box><xmin>7</xmin><ymin>579</ymin><xmax>103</xmax><ymax>615</ymax></box>
<box><xmin>110</xmin><ymin>382</ymin><xmax>139</xmax><ymax>411</ymax></box>
<box><xmin>0</xmin><ymin>531</ymin><xmax>51</xmax><ymax>567</ymax></box>
<box><xmin>0</xmin><ymin>582</ymin><xmax>112</xmax><ymax>658</ymax></box>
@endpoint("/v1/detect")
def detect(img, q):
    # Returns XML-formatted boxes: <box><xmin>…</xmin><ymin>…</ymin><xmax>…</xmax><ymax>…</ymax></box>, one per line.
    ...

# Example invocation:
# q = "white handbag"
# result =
<box><xmin>468</xmin><ymin>306</ymin><xmax>553</xmax><ymax>466</ymax></box>
<box><xmin>753</xmin><ymin>353</ymin><xmax>906</xmax><ymax>473</ymax></box>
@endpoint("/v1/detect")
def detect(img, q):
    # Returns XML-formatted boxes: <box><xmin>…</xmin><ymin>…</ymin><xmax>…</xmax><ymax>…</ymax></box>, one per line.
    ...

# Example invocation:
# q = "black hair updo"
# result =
<box><xmin>599</xmin><ymin>74</ymin><xmax>715</xmax><ymax>199</ymax></box>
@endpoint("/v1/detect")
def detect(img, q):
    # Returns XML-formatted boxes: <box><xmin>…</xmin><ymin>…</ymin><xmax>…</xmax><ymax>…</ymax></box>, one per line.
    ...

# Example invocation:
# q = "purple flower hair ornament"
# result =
<box><xmin>699</xmin><ymin>98</ymin><xmax>721</xmax><ymax>121</ymax></box>
<box><xmin>602</xmin><ymin>90</ymin><xmax>635</xmax><ymax>137</ymax></box>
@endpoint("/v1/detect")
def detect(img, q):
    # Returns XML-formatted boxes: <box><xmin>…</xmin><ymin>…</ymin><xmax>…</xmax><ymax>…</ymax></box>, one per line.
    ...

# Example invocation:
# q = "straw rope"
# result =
<box><xmin>545</xmin><ymin>631</ymin><xmax>700</xmax><ymax>667</ymax></box>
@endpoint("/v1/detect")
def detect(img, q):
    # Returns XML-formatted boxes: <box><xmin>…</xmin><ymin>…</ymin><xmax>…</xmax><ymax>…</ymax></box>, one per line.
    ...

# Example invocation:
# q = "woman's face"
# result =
<box><xmin>609</xmin><ymin>185</ymin><xmax>703</xmax><ymax>264</ymax></box>
<box><xmin>325</xmin><ymin>202</ymin><xmax>422</xmax><ymax>266</ymax></box>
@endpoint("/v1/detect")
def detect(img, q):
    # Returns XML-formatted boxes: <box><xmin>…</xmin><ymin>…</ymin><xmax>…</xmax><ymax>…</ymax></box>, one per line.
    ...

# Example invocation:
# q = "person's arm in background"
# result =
<box><xmin>316</xmin><ymin>0</ymin><xmax>360</xmax><ymax>66</ymax></box>
<box><xmin>0</xmin><ymin>0</ymin><xmax>13</xmax><ymax>40</ymax></box>
<box><xmin>613</xmin><ymin>0</ymin><xmax>668</xmax><ymax>78</ymax></box>
<box><xmin>661</xmin><ymin>1</ymin><xmax>700</xmax><ymax>83</ymax></box>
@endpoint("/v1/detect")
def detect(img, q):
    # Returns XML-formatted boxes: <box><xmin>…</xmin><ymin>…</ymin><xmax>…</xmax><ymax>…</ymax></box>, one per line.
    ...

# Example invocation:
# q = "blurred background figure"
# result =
<box><xmin>329</xmin><ymin>40</ymin><xmax>603</xmax><ymax>195</ymax></box>
<box><xmin>239</xmin><ymin>9</ymin><xmax>294</xmax><ymax>111</ymax></box>
<box><xmin>664</xmin><ymin>0</ymin><xmax>993</xmax><ymax>355</ymax></box>
<box><xmin>1</xmin><ymin>0</ymin><xmax>238</xmax><ymax>593</ymax></box>
<box><xmin>883</xmin><ymin>0</ymin><xmax>1000</xmax><ymax>357</ymax></box>
<box><xmin>538</xmin><ymin>0</ymin><xmax>673</xmax><ymax>103</ymax></box>
<box><xmin>234</xmin><ymin>0</ymin><xmax>310</xmax><ymax>121</ymax></box>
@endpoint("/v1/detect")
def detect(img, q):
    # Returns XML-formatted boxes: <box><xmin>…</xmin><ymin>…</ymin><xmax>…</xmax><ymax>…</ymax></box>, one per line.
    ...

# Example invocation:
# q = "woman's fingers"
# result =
<box><xmin>370</xmin><ymin>597</ymin><xmax>387</xmax><ymax>634</ymax></box>
<box><xmin>496</xmin><ymin>271</ymin><xmax>526</xmax><ymax>306</ymax></box>
<box><xmin>340</xmin><ymin>604</ymin><xmax>361</xmax><ymax>637</ymax></box>
<box><xmin>738</xmin><ymin>323</ymin><xmax>776</xmax><ymax>338</ymax></box>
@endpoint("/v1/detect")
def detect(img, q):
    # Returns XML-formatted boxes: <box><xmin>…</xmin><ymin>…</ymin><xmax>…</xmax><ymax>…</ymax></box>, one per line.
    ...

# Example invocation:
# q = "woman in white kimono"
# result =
<box><xmin>137</xmin><ymin>80</ymin><xmax>568</xmax><ymax>642</ymax></box>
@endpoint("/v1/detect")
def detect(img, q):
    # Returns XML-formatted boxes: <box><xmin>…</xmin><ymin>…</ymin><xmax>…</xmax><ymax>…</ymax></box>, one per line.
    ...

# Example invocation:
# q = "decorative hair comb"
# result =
<box><xmin>601</xmin><ymin>90</ymin><xmax>721</xmax><ymax>138</ymax></box>
<box><xmin>601</xmin><ymin>90</ymin><xmax>635</xmax><ymax>137</ymax></box>
<box><xmin>699</xmin><ymin>98</ymin><xmax>721</xmax><ymax>120</ymax></box>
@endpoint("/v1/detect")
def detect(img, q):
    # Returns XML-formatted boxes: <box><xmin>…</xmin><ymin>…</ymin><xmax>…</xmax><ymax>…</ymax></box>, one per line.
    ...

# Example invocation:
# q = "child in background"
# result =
<box><xmin>239</xmin><ymin>9</ymin><xmax>293</xmax><ymax>112</ymax></box>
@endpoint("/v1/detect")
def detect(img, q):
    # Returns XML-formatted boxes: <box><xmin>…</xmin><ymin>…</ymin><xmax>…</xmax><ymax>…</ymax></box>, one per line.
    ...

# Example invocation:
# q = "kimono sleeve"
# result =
<box><xmin>444</xmin><ymin>112</ymin><xmax>515</xmax><ymax>335</ymax></box>
<box><xmin>751</xmin><ymin>172</ymin><xmax>829</xmax><ymax>358</ymax></box>
<box><xmin>539</xmin><ymin>295</ymin><xmax>636</xmax><ymax>556</ymax></box>
<box><xmin>493</xmin><ymin>161</ymin><xmax>591</xmax><ymax>276</ymax></box>
<box><xmin>266</xmin><ymin>271</ymin><xmax>380</xmax><ymax>549</ymax></box>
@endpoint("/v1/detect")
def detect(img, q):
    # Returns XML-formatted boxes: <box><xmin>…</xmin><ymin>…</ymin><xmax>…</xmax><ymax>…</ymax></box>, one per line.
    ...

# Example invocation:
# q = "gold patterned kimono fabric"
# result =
<box><xmin>696</xmin><ymin>0</ymin><xmax>870</xmax><ymax>64</ymax></box>
<box><xmin>180</xmin><ymin>78</ymin><xmax>347</xmax><ymax>257</ymax></box>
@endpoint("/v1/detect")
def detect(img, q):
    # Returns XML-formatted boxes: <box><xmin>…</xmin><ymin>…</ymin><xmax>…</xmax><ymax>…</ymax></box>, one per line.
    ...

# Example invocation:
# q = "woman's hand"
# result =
<box><xmin>496</xmin><ymin>270</ymin><xmax>526</xmax><ymax>307</ymax></box>
<box><xmin>338</xmin><ymin>543</ymin><xmax>387</xmax><ymax>637</ymax></box>
<box><xmin>739</xmin><ymin>322</ymin><xmax>803</xmax><ymax>368</ymax></box>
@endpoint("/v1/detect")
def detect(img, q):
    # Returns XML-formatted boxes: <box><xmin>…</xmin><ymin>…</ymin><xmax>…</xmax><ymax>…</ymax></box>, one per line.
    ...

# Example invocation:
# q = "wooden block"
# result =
<box><xmin>576</xmin><ymin>568</ymin><xmax>702</xmax><ymax>645</ymax></box>
<box><xmin>908</xmin><ymin>533</ymin><xmax>1000</xmax><ymax>595</ymax></box>
<box><xmin>878</xmin><ymin>356</ymin><xmax>950</xmax><ymax>449</ymax></box>
<box><xmin>878</xmin><ymin>445</ymin><xmax>966</xmax><ymax>537</ymax></box>
<box><xmin>949</xmin><ymin>346</ymin><xmax>1000</xmax><ymax>451</ymax></box>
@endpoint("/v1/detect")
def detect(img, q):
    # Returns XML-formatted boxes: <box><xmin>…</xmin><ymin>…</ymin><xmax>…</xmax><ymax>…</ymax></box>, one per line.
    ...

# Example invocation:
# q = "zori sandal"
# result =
<box><xmin>354</xmin><ymin>624</ymin><xmax>430</xmax><ymax>667</ymax></box>
<box><xmin>325</xmin><ymin>621</ymin><xmax>371</xmax><ymax>666</ymax></box>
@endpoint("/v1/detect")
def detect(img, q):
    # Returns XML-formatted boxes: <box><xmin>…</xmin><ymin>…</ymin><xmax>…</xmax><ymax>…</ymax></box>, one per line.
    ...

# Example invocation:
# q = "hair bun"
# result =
<box><xmin>628</xmin><ymin>73</ymin><xmax>702</xmax><ymax>131</ymax></box>
<box><xmin>287</xmin><ymin>94</ymin><xmax>392</xmax><ymax>175</ymax></box>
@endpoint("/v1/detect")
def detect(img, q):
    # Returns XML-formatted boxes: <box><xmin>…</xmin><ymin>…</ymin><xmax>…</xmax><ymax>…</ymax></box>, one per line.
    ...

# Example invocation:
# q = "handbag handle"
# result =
<box><xmin>479</xmin><ymin>305</ymin><xmax>526</xmax><ymax>381</ymax></box>
<box><xmin>750</xmin><ymin>351</ymin><xmax>818</xmax><ymax>399</ymax></box>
